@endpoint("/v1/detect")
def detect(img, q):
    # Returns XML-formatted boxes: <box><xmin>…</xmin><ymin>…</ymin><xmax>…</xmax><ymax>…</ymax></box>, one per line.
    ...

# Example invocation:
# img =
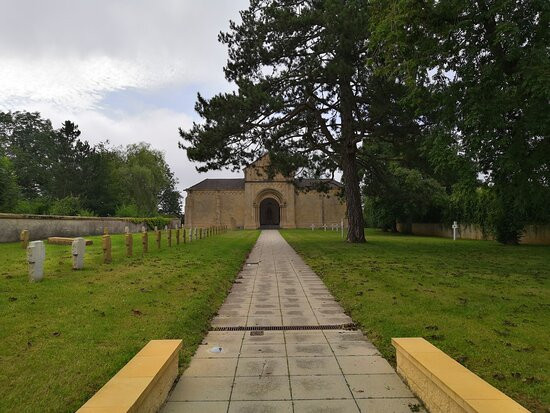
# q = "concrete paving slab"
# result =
<box><xmin>293</xmin><ymin>399</ymin><xmax>360</xmax><ymax>413</ymax></box>
<box><xmin>290</xmin><ymin>375</ymin><xmax>353</xmax><ymax>400</ymax></box>
<box><xmin>235</xmin><ymin>357</ymin><xmax>289</xmax><ymax>377</ymax></box>
<box><xmin>231</xmin><ymin>376</ymin><xmax>291</xmax><ymax>400</ymax></box>
<box><xmin>228</xmin><ymin>401</ymin><xmax>293</xmax><ymax>413</ymax></box>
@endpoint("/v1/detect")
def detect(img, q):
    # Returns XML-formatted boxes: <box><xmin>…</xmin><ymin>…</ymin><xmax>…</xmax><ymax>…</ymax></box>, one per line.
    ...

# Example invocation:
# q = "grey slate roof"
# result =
<box><xmin>295</xmin><ymin>178</ymin><xmax>344</xmax><ymax>189</ymax></box>
<box><xmin>187</xmin><ymin>177</ymin><xmax>343</xmax><ymax>191</ymax></box>
<box><xmin>187</xmin><ymin>178</ymin><xmax>245</xmax><ymax>191</ymax></box>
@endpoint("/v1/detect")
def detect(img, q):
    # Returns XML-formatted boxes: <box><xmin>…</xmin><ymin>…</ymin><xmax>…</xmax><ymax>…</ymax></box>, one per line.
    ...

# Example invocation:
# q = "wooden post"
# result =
<box><xmin>176</xmin><ymin>228</ymin><xmax>180</xmax><ymax>245</ymax></box>
<box><xmin>125</xmin><ymin>233</ymin><xmax>133</xmax><ymax>257</ymax></box>
<box><xmin>156</xmin><ymin>229</ymin><xmax>161</xmax><ymax>249</ymax></box>
<box><xmin>102</xmin><ymin>235</ymin><xmax>112</xmax><ymax>264</ymax></box>
<box><xmin>183</xmin><ymin>228</ymin><xmax>186</xmax><ymax>243</ymax></box>
<box><xmin>142</xmin><ymin>230</ymin><xmax>148</xmax><ymax>253</ymax></box>
<box><xmin>199</xmin><ymin>228</ymin><xmax>202</xmax><ymax>240</ymax></box>
<box><xmin>168</xmin><ymin>228</ymin><xmax>172</xmax><ymax>247</ymax></box>
<box><xmin>20</xmin><ymin>229</ymin><xmax>30</xmax><ymax>249</ymax></box>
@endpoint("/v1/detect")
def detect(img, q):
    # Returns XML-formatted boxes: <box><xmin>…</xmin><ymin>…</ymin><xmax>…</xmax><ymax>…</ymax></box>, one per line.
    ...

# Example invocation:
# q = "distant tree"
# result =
<box><xmin>117</xmin><ymin>143</ymin><xmax>181</xmax><ymax>216</ymax></box>
<box><xmin>0</xmin><ymin>111</ymin><xmax>56</xmax><ymax>198</ymax></box>
<box><xmin>180</xmin><ymin>0</ymin><xmax>389</xmax><ymax>242</ymax></box>
<box><xmin>364</xmin><ymin>164</ymin><xmax>446</xmax><ymax>231</ymax></box>
<box><xmin>158</xmin><ymin>170</ymin><xmax>182</xmax><ymax>216</ymax></box>
<box><xmin>0</xmin><ymin>154</ymin><xmax>19</xmax><ymax>212</ymax></box>
<box><xmin>0</xmin><ymin>112</ymin><xmax>182</xmax><ymax>218</ymax></box>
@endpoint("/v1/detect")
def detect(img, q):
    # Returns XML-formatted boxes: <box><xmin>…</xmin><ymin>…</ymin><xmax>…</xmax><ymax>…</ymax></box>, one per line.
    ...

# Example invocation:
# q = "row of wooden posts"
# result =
<box><xmin>21</xmin><ymin>225</ymin><xmax>228</xmax><ymax>282</ymax></box>
<box><xmin>101</xmin><ymin>225</ymin><xmax>227</xmax><ymax>264</ymax></box>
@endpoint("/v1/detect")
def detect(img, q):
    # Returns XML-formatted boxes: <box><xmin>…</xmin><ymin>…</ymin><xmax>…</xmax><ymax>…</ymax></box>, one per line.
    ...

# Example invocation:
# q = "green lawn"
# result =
<box><xmin>0</xmin><ymin>230</ymin><xmax>259</xmax><ymax>413</ymax></box>
<box><xmin>281</xmin><ymin>229</ymin><xmax>549</xmax><ymax>413</ymax></box>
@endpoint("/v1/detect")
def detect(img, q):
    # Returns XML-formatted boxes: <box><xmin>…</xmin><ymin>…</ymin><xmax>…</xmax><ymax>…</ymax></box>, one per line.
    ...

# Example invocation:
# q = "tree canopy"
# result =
<box><xmin>369</xmin><ymin>0</ymin><xmax>550</xmax><ymax>243</ymax></box>
<box><xmin>0</xmin><ymin>111</ymin><xmax>182</xmax><ymax>218</ymax></box>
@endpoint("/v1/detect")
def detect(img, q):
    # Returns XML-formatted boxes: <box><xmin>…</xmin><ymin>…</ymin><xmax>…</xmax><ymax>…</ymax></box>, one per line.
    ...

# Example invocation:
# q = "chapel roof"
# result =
<box><xmin>186</xmin><ymin>177</ymin><xmax>343</xmax><ymax>191</ymax></box>
<box><xmin>186</xmin><ymin>178</ymin><xmax>245</xmax><ymax>191</ymax></box>
<box><xmin>294</xmin><ymin>178</ymin><xmax>344</xmax><ymax>189</ymax></box>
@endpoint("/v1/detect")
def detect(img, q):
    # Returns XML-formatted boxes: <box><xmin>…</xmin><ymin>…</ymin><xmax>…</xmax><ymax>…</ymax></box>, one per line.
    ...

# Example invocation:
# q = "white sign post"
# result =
<box><xmin>452</xmin><ymin>221</ymin><xmax>458</xmax><ymax>241</ymax></box>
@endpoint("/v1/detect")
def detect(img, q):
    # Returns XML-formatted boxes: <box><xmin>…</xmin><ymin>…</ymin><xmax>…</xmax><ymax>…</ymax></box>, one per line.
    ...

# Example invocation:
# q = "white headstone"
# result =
<box><xmin>72</xmin><ymin>238</ymin><xmax>86</xmax><ymax>270</ymax></box>
<box><xmin>27</xmin><ymin>241</ymin><xmax>45</xmax><ymax>282</ymax></box>
<box><xmin>323</xmin><ymin>224</ymin><xmax>327</xmax><ymax>231</ymax></box>
<box><xmin>165</xmin><ymin>225</ymin><xmax>168</xmax><ymax>230</ymax></box>
<box><xmin>141</xmin><ymin>226</ymin><xmax>146</xmax><ymax>232</ymax></box>
<box><xmin>125</xmin><ymin>226</ymin><xmax>130</xmax><ymax>234</ymax></box>
<box><xmin>311</xmin><ymin>224</ymin><xmax>315</xmax><ymax>231</ymax></box>
<box><xmin>154</xmin><ymin>226</ymin><xmax>158</xmax><ymax>231</ymax></box>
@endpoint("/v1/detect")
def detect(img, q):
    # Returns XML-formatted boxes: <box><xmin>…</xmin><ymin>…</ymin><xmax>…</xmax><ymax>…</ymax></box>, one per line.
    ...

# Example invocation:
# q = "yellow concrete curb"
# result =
<box><xmin>392</xmin><ymin>338</ymin><xmax>530</xmax><ymax>413</ymax></box>
<box><xmin>78</xmin><ymin>339</ymin><xmax>182</xmax><ymax>413</ymax></box>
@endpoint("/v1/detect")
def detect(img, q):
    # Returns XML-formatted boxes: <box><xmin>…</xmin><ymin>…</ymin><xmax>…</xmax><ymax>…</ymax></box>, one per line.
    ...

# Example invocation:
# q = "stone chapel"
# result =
<box><xmin>184</xmin><ymin>155</ymin><xmax>347</xmax><ymax>229</ymax></box>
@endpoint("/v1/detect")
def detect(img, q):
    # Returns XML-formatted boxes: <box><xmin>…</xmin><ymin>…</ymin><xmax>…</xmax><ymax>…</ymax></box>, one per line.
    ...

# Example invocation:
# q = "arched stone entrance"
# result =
<box><xmin>259</xmin><ymin>198</ymin><xmax>280</xmax><ymax>228</ymax></box>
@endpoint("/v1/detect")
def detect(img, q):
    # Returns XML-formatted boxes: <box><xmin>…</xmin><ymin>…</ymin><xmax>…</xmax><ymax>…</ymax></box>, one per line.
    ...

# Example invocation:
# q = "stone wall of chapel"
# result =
<box><xmin>184</xmin><ymin>190</ymin><xmax>245</xmax><ymax>229</ymax></box>
<box><xmin>295</xmin><ymin>189</ymin><xmax>346</xmax><ymax>228</ymax></box>
<box><xmin>322</xmin><ymin>190</ymin><xmax>347</xmax><ymax>225</ymax></box>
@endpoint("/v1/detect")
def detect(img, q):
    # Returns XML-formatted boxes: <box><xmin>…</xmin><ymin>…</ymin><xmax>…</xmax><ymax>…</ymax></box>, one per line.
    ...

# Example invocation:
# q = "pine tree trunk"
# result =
<box><xmin>339</xmin><ymin>67</ymin><xmax>366</xmax><ymax>243</ymax></box>
<box><xmin>341</xmin><ymin>148</ymin><xmax>366</xmax><ymax>243</ymax></box>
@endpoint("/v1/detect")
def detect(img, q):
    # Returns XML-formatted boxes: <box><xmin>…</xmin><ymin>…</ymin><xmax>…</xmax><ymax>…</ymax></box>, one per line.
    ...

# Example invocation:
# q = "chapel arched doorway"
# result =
<box><xmin>259</xmin><ymin>198</ymin><xmax>280</xmax><ymax>228</ymax></box>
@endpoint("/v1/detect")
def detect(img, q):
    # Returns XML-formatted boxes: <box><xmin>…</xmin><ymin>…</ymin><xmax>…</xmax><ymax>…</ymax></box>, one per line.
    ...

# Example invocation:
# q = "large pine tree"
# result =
<box><xmin>180</xmin><ymin>0</ymin><xmax>376</xmax><ymax>242</ymax></box>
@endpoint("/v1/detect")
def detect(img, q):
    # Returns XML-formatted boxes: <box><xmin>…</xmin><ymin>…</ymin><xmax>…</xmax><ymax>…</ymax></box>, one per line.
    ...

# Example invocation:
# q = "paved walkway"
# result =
<box><xmin>163</xmin><ymin>230</ymin><xmax>423</xmax><ymax>413</ymax></box>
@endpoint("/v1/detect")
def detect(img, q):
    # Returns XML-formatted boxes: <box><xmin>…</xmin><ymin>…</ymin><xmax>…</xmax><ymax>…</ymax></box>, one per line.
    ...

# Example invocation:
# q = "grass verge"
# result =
<box><xmin>281</xmin><ymin>229</ymin><xmax>549</xmax><ymax>412</ymax></box>
<box><xmin>0</xmin><ymin>230</ymin><xmax>259</xmax><ymax>412</ymax></box>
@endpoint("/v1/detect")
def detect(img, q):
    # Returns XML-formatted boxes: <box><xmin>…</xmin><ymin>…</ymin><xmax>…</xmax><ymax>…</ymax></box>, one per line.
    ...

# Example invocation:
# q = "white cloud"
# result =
<box><xmin>0</xmin><ymin>56</ymin><xmax>188</xmax><ymax>112</ymax></box>
<box><xmin>0</xmin><ymin>0</ymin><xmax>248</xmax><ymax>113</ymax></box>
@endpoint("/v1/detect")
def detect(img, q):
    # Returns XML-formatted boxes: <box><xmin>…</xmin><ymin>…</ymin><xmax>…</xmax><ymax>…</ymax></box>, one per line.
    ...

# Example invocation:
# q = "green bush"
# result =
<box><xmin>115</xmin><ymin>203</ymin><xmax>140</xmax><ymax>217</ymax></box>
<box><xmin>14</xmin><ymin>198</ymin><xmax>52</xmax><ymax>215</ymax></box>
<box><xmin>49</xmin><ymin>196</ymin><xmax>83</xmax><ymax>216</ymax></box>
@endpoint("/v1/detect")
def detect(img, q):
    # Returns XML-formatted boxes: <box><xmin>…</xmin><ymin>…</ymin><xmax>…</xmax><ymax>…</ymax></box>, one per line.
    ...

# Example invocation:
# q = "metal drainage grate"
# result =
<box><xmin>210</xmin><ymin>323</ymin><xmax>357</xmax><ymax>332</ymax></box>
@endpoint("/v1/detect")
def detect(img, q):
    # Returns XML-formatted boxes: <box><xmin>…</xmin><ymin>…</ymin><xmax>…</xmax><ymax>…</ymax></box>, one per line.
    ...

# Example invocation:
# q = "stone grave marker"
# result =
<box><xmin>27</xmin><ymin>241</ymin><xmax>45</xmax><ymax>282</ymax></box>
<box><xmin>102</xmin><ymin>235</ymin><xmax>112</xmax><ymax>264</ymax></box>
<box><xmin>125</xmin><ymin>232</ymin><xmax>133</xmax><ymax>257</ymax></box>
<box><xmin>142</xmin><ymin>229</ymin><xmax>148</xmax><ymax>253</ymax></box>
<box><xmin>71</xmin><ymin>238</ymin><xmax>86</xmax><ymax>270</ymax></box>
<box><xmin>156</xmin><ymin>229</ymin><xmax>161</xmax><ymax>249</ymax></box>
<box><xmin>20</xmin><ymin>229</ymin><xmax>30</xmax><ymax>249</ymax></box>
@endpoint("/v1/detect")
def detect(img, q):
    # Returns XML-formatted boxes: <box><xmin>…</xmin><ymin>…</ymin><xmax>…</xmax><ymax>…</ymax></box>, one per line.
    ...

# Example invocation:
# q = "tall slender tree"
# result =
<box><xmin>180</xmin><ymin>0</ymin><xmax>378</xmax><ymax>242</ymax></box>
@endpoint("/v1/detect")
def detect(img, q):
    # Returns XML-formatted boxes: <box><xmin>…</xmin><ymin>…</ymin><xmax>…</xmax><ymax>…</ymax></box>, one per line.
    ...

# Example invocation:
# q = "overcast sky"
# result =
<box><xmin>0</xmin><ymin>0</ymin><xmax>250</xmax><ymax>200</ymax></box>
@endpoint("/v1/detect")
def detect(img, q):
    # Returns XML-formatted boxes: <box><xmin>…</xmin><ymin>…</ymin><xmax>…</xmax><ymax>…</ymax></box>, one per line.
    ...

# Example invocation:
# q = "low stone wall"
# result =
<box><xmin>0</xmin><ymin>213</ymin><xmax>180</xmax><ymax>243</ymax></box>
<box><xmin>396</xmin><ymin>222</ymin><xmax>550</xmax><ymax>245</ymax></box>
